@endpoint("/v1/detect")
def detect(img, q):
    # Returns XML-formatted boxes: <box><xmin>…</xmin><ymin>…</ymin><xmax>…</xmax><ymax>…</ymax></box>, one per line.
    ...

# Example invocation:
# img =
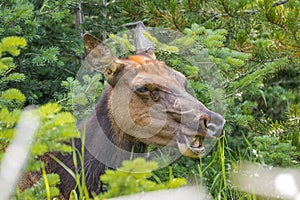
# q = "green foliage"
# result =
<box><xmin>0</xmin><ymin>101</ymin><xmax>79</xmax><ymax>199</ymax></box>
<box><xmin>59</xmin><ymin>74</ymin><xmax>104</xmax><ymax>120</ymax></box>
<box><xmin>0</xmin><ymin>0</ymin><xmax>299</xmax><ymax>199</ymax></box>
<box><xmin>230</xmin><ymin>58</ymin><xmax>289</xmax><ymax>89</ymax></box>
<box><xmin>32</xmin><ymin>47</ymin><xmax>61</xmax><ymax>66</ymax></box>
<box><xmin>248</xmin><ymin>103</ymin><xmax>300</xmax><ymax>168</ymax></box>
<box><xmin>0</xmin><ymin>37</ymin><xmax>28</xmax><ymax>153</ymax></box>
<box><xmin>252</xmin><ymin>135</ymin><xmax>300</xmax><ymax>167</ymax></box>
<box><xmin>0</xmin><ymin>36</ymin><xmax>27</xmax><ymax>57</ymax></box>
<box><xmin>0</xmin><ymin>35</ymin><xmax>79</xmax><ymax>199</ymax></box>
<box><xmin>1</xmin><ymin>0</ymin><xmax>81</xmax><ymax>104</ymax></box>
<box><xmin>29</xmin><ymin>103</ymin><xmax>78</xmax><ymax>160</ymax></box>
<box><xmin>99</xmin><ymin>158</ymin><xmax>187</xmax><ymax>199</ymax></box>
<box><xmin>143</xmin><ymin>32</ymin><xmax>179</xmax><ymax>53</ymax></box>
<box><xmin>109</xmin><ymin>33</ymin><xmax>135</xmax><ymax>53</ymax></box>
<box><xmin>0</xmin><ymin>88</ymin><xmax>26</xmax><ymax>108</ymax></box>
<box><xmin>0</xmin><ymin>101</ymin><xmax>79</xmax><ymax>196</ymax></box>
<box><xmin>0</xmin><ymin>36</ymin><xmax>27</xmax><ymax>95</ymax></box>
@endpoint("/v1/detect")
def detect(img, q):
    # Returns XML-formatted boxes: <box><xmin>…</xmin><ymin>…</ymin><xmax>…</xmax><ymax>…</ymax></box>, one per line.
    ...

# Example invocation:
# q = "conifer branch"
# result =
<box><xmin>205</xmin><ymin>0</ymin><xmax>289</xmax><ymax>20</ymax></box>
<box><xmin>244</xmin><ymin>0</ymin><xmax>289</xmax><ymax>14</ymax></box>
<box><xmin>220</xmin><ymin>0</ymin><xmax>234</xmax><ymax>17</ymax></box>
<box><xmin>272</xmin><ymin>0</ymin><xmax>289</xmax><ymax>7</ymax></box>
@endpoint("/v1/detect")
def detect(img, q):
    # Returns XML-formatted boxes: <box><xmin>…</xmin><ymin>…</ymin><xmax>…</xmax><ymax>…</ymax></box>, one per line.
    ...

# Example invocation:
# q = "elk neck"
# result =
<box><xmin>96</xmin><ymin>86</ymin><xmax>147</xmax><ymax>153</ymax></box>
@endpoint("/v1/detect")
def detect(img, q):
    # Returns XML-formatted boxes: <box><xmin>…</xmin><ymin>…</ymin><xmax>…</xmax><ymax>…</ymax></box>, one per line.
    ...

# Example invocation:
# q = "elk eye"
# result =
<box><xmin>135</xmin><ymin>86</ymin><xmax>149</xmax><ymax>93</ymax></box>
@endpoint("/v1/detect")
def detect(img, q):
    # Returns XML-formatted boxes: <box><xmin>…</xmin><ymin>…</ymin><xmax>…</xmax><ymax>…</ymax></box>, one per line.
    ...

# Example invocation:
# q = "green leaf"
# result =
<box><xmin>32</xmin><ymin>47</ymin><xmax>60</xmax><ymax>66</ymax></box>
<box><xmin>46</xmin><ymin>173</ymin><xmax>60</xmax><ymax>186</ymax></box>
<box><xmin>6</xmin><ymin>73</ymin><xmax>25</xmax><ymax>82</ymax></box>
<box><xmin>0</xmin><ymin>57</ymin><xmax>15</xmax><ymax>75</ymax></box>
<box><xmin>0</xmin><ymin>36</ymin><xmax>27</xmax><ymax>56</ymax></box>
<box><xmin>165</xmin><ymin>178</ymin><xmax>187</xmax><ymax>189</ymax></box>
<box><xmin>226</xmin><ymin>57</ymin><xmax>245</xmax><ymax>67</ymax></box>
<box><xmin>0</xmin><ymin>88</ymin><xmax>26</xmax><ymax>103</ymax></box>
<box><xmin>0</xmin><ymin>61</ymin><xmax>9</xmax><ymax>74</ymax></box>
<box><xmin>52</xmin><ymin>112</ymin><xmax>75</xmax><ymax>126</ymax></box>
<box><xmin>38</xmin><ymin>103</ymin><xmax>61</xmax><ymax>119</ymax></box>
<box><xmin>120</xmin><ymin>158</ymin><xmax>158</xmax><ymax>174</ymax></box>
<box><xmin>99</xmin><ymin>158</ymin><xmax>187</xmax><ymax>198</ymax></box>
<box><xmin>31</xmin><ymin>143</ymin><xmax>48</xmax><ymax>155</ymax></box>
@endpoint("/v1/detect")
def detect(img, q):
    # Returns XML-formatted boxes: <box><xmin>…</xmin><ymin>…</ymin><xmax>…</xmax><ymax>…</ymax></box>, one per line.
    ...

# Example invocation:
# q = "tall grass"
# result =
<box><xmin>194</xmin><ymin>133</ymin><xmax>259</xmax><ymax>200</ymax></box>
<box><xmin>52</xmin><ymin>127</ymin><xmax>90</xmax><ymax>200</ymax></box>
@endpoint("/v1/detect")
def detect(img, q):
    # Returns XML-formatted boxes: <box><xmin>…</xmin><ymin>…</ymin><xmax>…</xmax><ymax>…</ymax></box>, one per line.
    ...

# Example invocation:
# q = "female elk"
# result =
<box><xmin>46</xmin><ymin>22</ymin><xmax>225</xmax><ymax>198</ymax></box>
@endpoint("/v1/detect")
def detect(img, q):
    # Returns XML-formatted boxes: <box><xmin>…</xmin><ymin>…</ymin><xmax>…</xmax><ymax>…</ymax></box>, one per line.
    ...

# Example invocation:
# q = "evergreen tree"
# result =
<box><xmin>1</xmin><ymin>0</ymin><xmax>81</xmax><ymax>104</ymax></box>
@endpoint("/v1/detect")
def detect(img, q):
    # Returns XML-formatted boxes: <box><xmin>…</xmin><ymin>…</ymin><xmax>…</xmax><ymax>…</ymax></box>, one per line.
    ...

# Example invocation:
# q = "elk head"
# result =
<box><xmin>83</xmin><ymin>22</ymin><xmax>225</xmax><ymax>158</ymax></box>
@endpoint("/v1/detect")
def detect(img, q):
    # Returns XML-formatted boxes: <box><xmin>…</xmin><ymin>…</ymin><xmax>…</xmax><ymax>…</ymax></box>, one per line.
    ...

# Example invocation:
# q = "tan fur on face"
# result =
<box><xmin>84</xmin><ymin>32</ymin><xmax>225</xmax><ymax>159</ymax></box>
<box><xmin>107</xmin><ymin>55</ymin><xmax>192</xmax><ymax>147</ymax></box>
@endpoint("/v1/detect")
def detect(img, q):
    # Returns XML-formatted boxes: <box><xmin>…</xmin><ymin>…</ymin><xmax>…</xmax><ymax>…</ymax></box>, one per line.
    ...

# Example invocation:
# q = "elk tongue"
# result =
<box><xmin>191</xmin><ymin>136</ymin><xmax>201</xmax><ymax>148</ymax></box>
<box><xmin>190</xmin><ymin>136</ymin><xmax>205</xmax><ymax>156</ymax></box>
<box><xmin>176</xmin><ymin>135</ymin><xmax>206</xmax><ymax>158</ymax></box>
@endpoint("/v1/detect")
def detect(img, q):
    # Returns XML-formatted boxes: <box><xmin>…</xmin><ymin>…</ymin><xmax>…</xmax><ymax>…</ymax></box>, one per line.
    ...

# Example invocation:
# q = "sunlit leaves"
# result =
<box><xmin>142</xmin><ymin>31</ymin><xmax>179</xmax><ymax>53</ymax></box>
<box><xmin>226</xmin><ymin>57</ymin><xmax>245</xmax><ymax>67</ymax></box>
<box><xmin>38</xmin><ymin>103</ymin><xmax>61</xmax><ymax>119</ymax></box>
<box><xmin>0</xmin><ymin>36</ymin><xmax>27</xmax><ymax>57</ymax></box>
<box><xmin>0</xmin><ymin>102</ymin><xmax>78</xmax><ymax>165</ymax></box>
<box><xmin>0</xmin><ymin>37</ymin><xmax>27</xmax><ymax>82</ymax></box>
<box><xmin>6</xmin><ymin>73</ymin><xmax>25</xmax><ymax>82</ymax></box>
<box><xmin>32</xmin><ymin>103</ymin><xmax>79</xmax><ymax>157</ymax></box>
<box><xmin>99</xmin><ymin>158</ymin><xmax>187</xmax><ymax>198</ymax></box>
<box><xmin>0</xmin><ymin>88</ymin><xmax>26</xmax><ymax>104</ymax></box>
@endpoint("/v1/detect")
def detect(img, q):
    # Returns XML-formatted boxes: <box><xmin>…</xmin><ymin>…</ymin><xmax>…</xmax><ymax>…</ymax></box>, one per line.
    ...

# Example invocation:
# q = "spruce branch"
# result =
<box><xmin>272</xmin><ymin>0</ymin><xmax>289</xmax><ymax>7</ymax></box>
<box><xmin>220</xmin><ymin>0</ymin><xmax>234</xmax><ymax>17</ymax></box>
<box><xmin>242</xmin><ymin>0</ymin><xmax>289</xmax><ymax>15</ymax></box>
<box><xmin>204</xmin><ymin>0</ymin><xmax>289</xmax><ymax>21</ymax></box>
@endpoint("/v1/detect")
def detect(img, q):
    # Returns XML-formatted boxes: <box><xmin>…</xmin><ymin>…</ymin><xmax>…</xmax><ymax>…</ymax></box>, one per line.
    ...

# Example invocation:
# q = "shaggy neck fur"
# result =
<box><xmin>47</xmin><ymin>87</ymin><xmax>146</xmax><ymax>199</ymax></box>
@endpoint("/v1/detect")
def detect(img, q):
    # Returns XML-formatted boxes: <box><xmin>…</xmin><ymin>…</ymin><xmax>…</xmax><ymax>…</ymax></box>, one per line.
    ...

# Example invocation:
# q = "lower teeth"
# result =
<box><xmin>190</xmin><ymin>146</ymin><xmax>205</xmax><ymax>154</ymax></box>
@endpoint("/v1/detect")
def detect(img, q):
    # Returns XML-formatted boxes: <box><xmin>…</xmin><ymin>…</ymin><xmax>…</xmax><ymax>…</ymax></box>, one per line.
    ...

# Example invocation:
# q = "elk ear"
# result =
<box><xmin>83</xmin><ymin>33</ymin><xmax>116</xmax><ymax>72</ymax></box>
<box><xmin>83</xmin><ymin>33</ymin><xmax>125</xmax><ymax>86</ymax></box>
<box><xmin>134</xmin><ymin>22</ymin><xmax>156</xmax><ymax>59</ymax></box>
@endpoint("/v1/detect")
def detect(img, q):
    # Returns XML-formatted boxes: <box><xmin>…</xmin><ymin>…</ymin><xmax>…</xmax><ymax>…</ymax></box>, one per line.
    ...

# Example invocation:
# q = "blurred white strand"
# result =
<box><xmin>232</xmin><ymin>161</ymin><xmax>300</xmax><ymax>200</ymax></box>
<box><xmin>110</xmin><ymin>185</ymin><xmax>212</xmax><ymax>200</ymax></box>
<box><xmin>275</xmin><ymin>173</ymin><xmax>298</xmax><ymax>198</ymax></box>
<box><xmin>0</xmin><ymin>110</ymin><xmax>40</xmax><ymax>200</ymax></box>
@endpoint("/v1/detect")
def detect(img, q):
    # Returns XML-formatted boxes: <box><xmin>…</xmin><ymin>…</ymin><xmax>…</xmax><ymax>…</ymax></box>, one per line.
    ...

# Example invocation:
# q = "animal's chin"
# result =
<box><xmin>176</xmin><ymin>134</ymin><xmax>213</xmax><ymax>158</ymax></box>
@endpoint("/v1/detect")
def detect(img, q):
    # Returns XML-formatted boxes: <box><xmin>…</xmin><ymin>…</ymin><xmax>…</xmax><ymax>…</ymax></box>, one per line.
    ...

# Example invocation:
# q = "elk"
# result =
<box><xmin>44</xmin><ymin>22</ymin><xmax>225</xmax><ymax>199</ymax></box>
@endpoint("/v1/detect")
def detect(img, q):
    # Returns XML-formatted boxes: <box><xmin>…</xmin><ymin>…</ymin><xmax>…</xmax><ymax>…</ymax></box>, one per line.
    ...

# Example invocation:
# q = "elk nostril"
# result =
<box><xmin>204</xmin><ymin>119</ymin><xmax>208</xmax><ymax>128</ymax></box>
<box><xmin>198</xmin><ymin>114</ymin><xmax>210</xmax><ymax>134</ymax></box>
<box><xmin>199</xmin><ymin>114</ymin><xmax>210</xmax><ymax>127</ymax></box>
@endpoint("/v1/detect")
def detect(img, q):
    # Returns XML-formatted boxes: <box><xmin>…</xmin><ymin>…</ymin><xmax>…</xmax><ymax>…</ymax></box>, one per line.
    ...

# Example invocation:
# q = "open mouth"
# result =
<box><xmin>189</xmin><ymin>135</ymin><xmax>206</xmax><ymax>153</ymax></box>
<box><xmin>177</xmin><ymin>135</ymin><xmax>210</xmax><ymax>158</ymax></box>
<box><xmin>176</xmin><ymin>123</ymin><xmax>223</xmax><ymax>158</ymax></box>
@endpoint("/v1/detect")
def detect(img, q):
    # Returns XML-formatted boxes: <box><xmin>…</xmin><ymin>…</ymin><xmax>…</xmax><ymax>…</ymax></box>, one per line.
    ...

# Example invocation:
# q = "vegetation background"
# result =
<box><xmin>0</xmin><ymin>0</ymin><xmax>299</xmax><ymax>199</ymax></box>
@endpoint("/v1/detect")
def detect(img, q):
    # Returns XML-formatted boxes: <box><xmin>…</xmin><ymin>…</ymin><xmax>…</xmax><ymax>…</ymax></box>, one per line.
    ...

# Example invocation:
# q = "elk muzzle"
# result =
<box><xmin>170</xmin><ymin>95</ymin><xmax>225</xmax><ymax>158</ymax></box>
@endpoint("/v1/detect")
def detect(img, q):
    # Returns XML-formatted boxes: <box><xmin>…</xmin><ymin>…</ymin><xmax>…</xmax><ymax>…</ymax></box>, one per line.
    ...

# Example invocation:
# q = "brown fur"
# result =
<box><xmin>45</xmin><ymin>50</ymin><xmax>224</xmax><ymax>198</ymax></box>
<box><xmin>42</xmin><ymin>87</ymin><xmax>147</xmax><ymax>198</ymax></box>
<box><xmin>19</xmin><ymin>28</ymin><xmax>225</xmax><ymax>199</ymax></box>
<box><xmin>18</xmin><ymin>172</ymin><xmax>41</xmax><ymax>191</ymax></box>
